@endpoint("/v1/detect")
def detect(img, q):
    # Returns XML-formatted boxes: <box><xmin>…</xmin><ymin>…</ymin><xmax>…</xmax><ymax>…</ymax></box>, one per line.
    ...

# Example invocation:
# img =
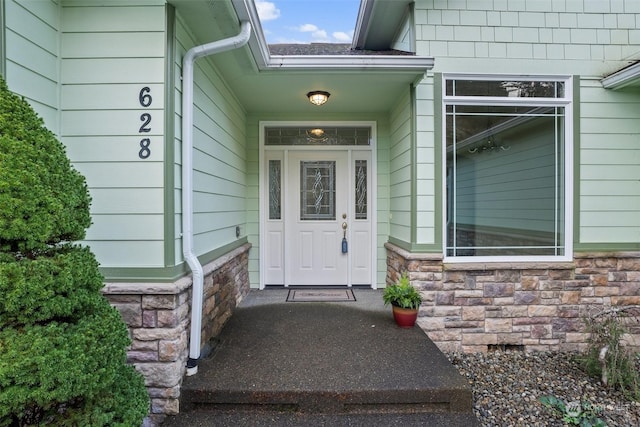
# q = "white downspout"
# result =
<box><xmin>183</xmin><ymin>21</ymin><xmax>251</xmax><ymax>376</ymax></box>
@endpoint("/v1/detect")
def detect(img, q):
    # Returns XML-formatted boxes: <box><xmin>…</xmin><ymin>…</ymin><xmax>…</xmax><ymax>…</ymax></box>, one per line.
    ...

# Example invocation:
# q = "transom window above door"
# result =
<box><xmin>443</xmin><ymin>75</ymin><xmax>573</xmax><ymax>261</ymax></box>
<box><xmin>265</xmin><ymin>126</ymin><xmax>371</xmax><ymax>145</ymax></box>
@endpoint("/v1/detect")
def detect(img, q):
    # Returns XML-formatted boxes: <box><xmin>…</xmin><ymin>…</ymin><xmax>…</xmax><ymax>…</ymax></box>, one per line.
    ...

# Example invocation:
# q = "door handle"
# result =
<box><xmin>341</xmin><ymin>220</ymin><xmax>348</xmax><ymax>254</ymax></box>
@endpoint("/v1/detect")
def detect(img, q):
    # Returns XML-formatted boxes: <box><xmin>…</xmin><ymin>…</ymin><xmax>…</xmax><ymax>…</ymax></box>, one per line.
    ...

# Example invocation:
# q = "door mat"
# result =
<box><xmin>286</xmin><ymin>289</ymin><xmax>356</xmax><ymax>302</ymax></box>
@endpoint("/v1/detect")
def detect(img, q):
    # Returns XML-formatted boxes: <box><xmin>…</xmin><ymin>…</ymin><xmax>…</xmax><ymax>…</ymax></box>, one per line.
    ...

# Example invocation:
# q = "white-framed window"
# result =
<box><xmin>443</xmin><ymin>75</ymin><xmax>573</xmax><ymax>262</ymax></box>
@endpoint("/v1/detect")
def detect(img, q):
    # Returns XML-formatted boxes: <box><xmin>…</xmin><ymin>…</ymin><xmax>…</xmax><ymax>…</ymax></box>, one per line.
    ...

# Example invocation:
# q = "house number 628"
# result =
<box><xmin>138</xmin><ymin>87</ymin><xmax>152</xmax><ymax>159</ymax></box>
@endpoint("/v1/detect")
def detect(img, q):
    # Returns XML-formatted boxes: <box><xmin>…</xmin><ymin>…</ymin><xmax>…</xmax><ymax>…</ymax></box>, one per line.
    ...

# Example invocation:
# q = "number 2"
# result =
<box><xmin>139</xmin><ymin>113</ymin><xmax>151</xmax><ymax>133</ymax></box>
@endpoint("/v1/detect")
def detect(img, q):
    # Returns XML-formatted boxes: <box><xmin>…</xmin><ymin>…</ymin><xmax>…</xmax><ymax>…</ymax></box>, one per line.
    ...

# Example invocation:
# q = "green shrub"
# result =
<box><xmin>581</xmin><ymin>306</ymin><xmax>640</xmax><ymax>401</ymax></box>
<box><xmin>0</xmin><ymin>76</ymin><xmax>149</xmax><ymax>425</ymax></box>
<box><xmin>0</xmin><ymin>78</ymin><xmax>90</xmax><ymax>254</ymax></box>
<box><xmin>0</xmin><ymin>246</ymin><xmax>104</xmax><ymax>326</ymax></box>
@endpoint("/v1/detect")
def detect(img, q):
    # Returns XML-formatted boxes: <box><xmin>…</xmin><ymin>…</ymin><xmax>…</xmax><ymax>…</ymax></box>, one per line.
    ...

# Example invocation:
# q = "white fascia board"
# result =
<box><xmin>231</xmin><ymin>0</ymin><xmax>270</xmax><ymax>67</ymax></box>
<box><xmin>352</xmin><ymin>0</ymin><xmax>374</xmax><ymax>49</ymax></box>
<box><xmin>602</xmin><ymin>61</ymin><xmax>640</xmax><ymax>89</ymax></box>
<box><xmin>267</xmin><ymin>55</ymin><xmax>434</xmax><ymax>71</ymax></box>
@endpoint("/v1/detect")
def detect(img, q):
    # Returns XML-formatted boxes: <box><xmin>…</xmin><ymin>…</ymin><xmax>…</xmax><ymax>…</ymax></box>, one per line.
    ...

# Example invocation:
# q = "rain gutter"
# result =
<box><xmin>267</xmin><ymin>55</ymin><xmax>433</xmax><ymax>70</ymax></box>
<box><xmin>183</xmin><ymin>20</ymin><xmax>251</xmax><ymax>376</ymax></box>
<box><xmin>601</xmin><ymin>61</ymin><xmax>640</xmax><ymax>89</ymax></box>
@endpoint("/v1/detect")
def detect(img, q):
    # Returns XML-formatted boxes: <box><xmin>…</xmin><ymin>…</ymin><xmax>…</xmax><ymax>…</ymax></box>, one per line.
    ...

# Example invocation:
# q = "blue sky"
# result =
<box><xmin>256</xmin><ymin>0</ymin><xmax>360</xmax><ymax>44</ymax></box>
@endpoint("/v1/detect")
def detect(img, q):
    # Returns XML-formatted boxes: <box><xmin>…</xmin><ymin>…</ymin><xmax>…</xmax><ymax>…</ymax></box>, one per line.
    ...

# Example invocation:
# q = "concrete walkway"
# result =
<box><xmin>163</xmin><ymin>289</ymin><xmax>479</xmax><ymax>426</ymax></box>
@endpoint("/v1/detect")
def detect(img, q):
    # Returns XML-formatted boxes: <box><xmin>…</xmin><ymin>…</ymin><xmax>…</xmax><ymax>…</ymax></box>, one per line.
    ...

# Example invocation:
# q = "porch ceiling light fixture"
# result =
<box><xmin>307</xmin><ymin>90</ymin><xmax>330</xmax><ymax>106</ymax></box>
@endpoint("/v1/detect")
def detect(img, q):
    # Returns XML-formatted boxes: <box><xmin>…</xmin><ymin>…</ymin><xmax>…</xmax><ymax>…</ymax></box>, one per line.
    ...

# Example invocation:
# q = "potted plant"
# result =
<box><xmin>382</xmin><ymin>273</ymin><xmax>422</xmax><ymax>328</ymax></box>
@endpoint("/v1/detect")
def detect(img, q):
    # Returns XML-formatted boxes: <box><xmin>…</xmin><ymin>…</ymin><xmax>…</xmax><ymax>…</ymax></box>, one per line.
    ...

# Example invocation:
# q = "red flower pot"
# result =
<box><xmin>392</xmin><ymin>305</ymin><xmax>419</xmax><ymax>328</ymax></box>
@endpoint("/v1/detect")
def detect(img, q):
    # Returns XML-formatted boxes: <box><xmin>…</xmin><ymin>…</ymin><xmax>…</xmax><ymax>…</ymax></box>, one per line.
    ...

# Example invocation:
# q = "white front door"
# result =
<box><xmin>261</xmin><ymin>126</ymin><xmax>375</xmax><ymax>289</ymax></box>
<box><xmin>287</xmin><ymin>151</ymin><xmax>348</xmax><ymax>285</ymax></box>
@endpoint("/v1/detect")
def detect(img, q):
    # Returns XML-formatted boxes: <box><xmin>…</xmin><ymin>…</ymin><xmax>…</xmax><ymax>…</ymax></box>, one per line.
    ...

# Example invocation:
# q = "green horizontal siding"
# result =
<box><xmin>415</xmin><ymin>74</ymin><xmax>438</xmax><ymax>247</ymax></box>
<box><xmin>62</xmin><ymin>110</ymin><xmax>165</xmax><ymax>136</ymax></box>
<box><xmin>86</xmin><ymin>215</ymin><xmax>164</xmax><ymax>241</ymax></box>
<box><xmin>74</xmin><ymin>162</ymin><xmax>164</xmax><ymax>187</ymax></box>
<box><xmin>61</xmin><ymin>4</ymin><xmax>165</xmax><ymax>32</ymax></box>
<box><xmin>62</xmin><ymin>32</ymin><xmax>165</xmax><ymax>58</ymax></box>
<box><xmin>579</xmin><ymin>79</ymin><xmax>640</xmax><ymax>245</ymax></box>
<box><xmin>62</xmin><ymin>83</ymin><xmax>165</xmax><ymax>110</ymax></box>
<box><xmin>389</xmin><ymin>89</ymin><xmax>413</xmax><ymax>244</ymax></box>
<box><xmin>61</xmin><ymin>58</ymin><xmax>165</xmax><ymax>84</ymax></box>
<box><xmin>91</xmin><ymin>241</ymin><xmax>165</xmax><ymax>268</ymax></box>
<box><xmin>89</xmin><ymin>189</ymin><xmax>164</xmax><ymax>214</ymax></box>
<box><xmin>60</xmin><ymin>2</ymin><xmax>167</xmax><ymax>268</ymax></box>
<box><xmin>64</xmin><ymin>136</ymin><xmax>164</xmax><ymax>162</ymax></box>
<box><xmin>5</xmin><ymin>0</ymin><xmax>60</xmax><ymax>132</ymax></box>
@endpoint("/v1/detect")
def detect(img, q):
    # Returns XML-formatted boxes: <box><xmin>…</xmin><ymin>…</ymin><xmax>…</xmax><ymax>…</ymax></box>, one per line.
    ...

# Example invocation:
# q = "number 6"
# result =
<box><xmin>139</xmin><ymin>87</ymin><xmax>152</xmax><ymax>107</ymax></box>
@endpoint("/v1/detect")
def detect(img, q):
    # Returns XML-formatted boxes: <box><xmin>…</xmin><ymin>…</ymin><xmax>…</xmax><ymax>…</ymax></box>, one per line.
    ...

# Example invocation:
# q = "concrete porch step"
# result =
<box><xmin>163</xmin><ymin>290</ymin><xmax>479</xmax><ymax>426</ymax></box>
<box><xmin>163</xmin><ymin>409</ymin><xmax>480</xmax><ymax>426</ymax></box>
<box><xmin>181</xmin><ymin>386</ymin><xmax>471</xmax><ymax>414</ymax></box>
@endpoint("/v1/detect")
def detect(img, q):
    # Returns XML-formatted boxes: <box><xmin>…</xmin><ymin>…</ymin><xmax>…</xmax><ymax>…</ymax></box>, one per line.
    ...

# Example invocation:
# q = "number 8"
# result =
<box><xmin>139</xmin><ymin>138</ymin><xmax>151</xmax><ymax>159</ymax></box>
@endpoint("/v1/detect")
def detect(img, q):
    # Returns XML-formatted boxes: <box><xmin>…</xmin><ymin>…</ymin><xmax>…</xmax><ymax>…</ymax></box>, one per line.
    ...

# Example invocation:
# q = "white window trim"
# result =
<box><xmin>442</xmin><ymin>74</ymin><xmax>574</xmax><ymax>263</ymax></box>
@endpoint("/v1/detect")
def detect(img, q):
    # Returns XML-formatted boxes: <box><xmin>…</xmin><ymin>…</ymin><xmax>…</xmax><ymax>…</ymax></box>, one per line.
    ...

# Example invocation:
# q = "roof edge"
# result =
<box><xmin>231</xmin><ymin>0</ymin><xmax>271</xmax><ymax>68</ymax></box>
<box><xmin>602</xmin><ymin>61</ymin><xmax>640</xmax><ymax>89</ymax></box>
<box><xmin>352</xmin><ymin>0</ymin><xmax>374</xmax><ymax>49</ymax></box>
<box><xmin>267</xmin><ymin>55</ymin><xmax>434</xmax><ymax>71</ymax></box>
<box><xmin>350</xmin><ymin>0</ymin><xmax>412</xmax><ymax>51</ymax></box>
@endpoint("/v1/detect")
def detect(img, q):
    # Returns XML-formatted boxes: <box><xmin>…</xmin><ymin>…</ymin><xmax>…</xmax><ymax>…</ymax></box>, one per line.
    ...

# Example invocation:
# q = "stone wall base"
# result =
<box><xmin>102</xmin><ymin>243</ymin><xmax>251</xmax><ymax>426</ymax></box>
<box><xmin>385</xmin><ymin>242</ymin><xmax>640</xmax><ymax>353</ymax></box>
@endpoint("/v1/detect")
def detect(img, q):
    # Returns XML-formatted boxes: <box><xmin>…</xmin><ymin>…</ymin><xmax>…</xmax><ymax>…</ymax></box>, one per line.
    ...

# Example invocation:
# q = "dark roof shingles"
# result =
<box><xmin>268</xmin><ymin>43</ymin><xmax>413</xmax><ymax>56</ymax></box>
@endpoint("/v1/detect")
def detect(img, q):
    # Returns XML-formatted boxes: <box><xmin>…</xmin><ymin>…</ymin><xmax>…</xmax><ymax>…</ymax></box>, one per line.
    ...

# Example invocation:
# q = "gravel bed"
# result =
<box><xmin>447</xmin><ymin>351</ymin><xmax>640</xmax><ymax>427</ymax></box>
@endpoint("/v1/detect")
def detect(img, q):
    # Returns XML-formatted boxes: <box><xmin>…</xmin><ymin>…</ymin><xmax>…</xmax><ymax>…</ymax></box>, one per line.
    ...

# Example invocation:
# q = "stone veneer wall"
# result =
<box><xmin>385</xmin><ymin>242</ymin><xmax>640</xmax><ymax>353</ymax></box>
<box><xmin>102</xmin><ymin>243</ymin><xmax>251</xmax><ymax>425</ymax></box>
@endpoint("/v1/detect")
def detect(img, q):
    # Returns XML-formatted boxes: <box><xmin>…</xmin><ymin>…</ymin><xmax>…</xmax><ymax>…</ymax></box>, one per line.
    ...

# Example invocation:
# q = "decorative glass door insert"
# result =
<box><xmin>300</xmin><ymin>161</ymin><xmax>336</xmax><ymax>220</ymax></box>
<box><xmin>268</xmin><ymin>160</ymin><xmax>281</xmax><ymax>220</ymax></box>
<box><xmin>355</xmin><ymin>160</ymin><xmax>367</xmax><ymax>220</ymax></box>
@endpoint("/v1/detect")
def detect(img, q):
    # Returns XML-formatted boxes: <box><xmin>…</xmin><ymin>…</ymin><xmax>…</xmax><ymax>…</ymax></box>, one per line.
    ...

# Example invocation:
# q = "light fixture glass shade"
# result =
<box><xmin>307</xmin><ymin>91</ymin><xmax>330</xmax><ymax>106</ymax></box>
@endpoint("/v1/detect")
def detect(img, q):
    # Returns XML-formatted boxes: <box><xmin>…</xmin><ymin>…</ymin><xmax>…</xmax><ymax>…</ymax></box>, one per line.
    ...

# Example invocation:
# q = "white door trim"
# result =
<box><xmin>258</xmin><ymin>121</ymin><xmax>377</xmax><ymax>289</ymax></box>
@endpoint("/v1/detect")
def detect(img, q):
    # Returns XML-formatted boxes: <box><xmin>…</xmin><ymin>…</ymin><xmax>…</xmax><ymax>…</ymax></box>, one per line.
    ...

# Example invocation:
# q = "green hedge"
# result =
<box><xmin>0</xmin><ymin>246</ymin><xmax>104</xmax><ymax>326</ymax></box>
<box><xmin>0</xmin><ymin>76</ymin><xmax>149</xmax><ymax>425</ymax></box>
<box><xmin>0</xmin><ymin>303</ymin><xmax>148</xmax><ymax>426</ymax></box>
<box><xmin>0</xmin><ymin>78</ymin><xmax>90</xmax><ymax>254</ymax></box>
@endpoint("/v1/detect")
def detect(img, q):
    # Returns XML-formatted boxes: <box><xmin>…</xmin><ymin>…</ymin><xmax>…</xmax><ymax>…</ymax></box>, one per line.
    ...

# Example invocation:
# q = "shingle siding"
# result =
<box><xmin>416</xmin><ymin>0</ymin><xmax>639</xmax><ymax>71</ymax></box>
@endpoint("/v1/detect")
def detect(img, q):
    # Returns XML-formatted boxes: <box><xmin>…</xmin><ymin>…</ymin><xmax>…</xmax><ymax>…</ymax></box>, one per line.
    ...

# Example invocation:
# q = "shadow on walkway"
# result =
<box><xmin>164</xmin><ymin>289</ymin><xmax>479</xmax><ymax>426</ymax></box>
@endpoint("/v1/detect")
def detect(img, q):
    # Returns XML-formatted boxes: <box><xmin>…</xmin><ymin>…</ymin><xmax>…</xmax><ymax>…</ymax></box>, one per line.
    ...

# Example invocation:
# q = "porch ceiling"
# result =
<box><xmin>217</xmin><ymin>62</ymin><xmax>424</xmax><ymax>114</ymax></box>
<box><xmin>172</xmin><ymin>0</ymin><xmax>431</xmax><ymax>115</ymax></box>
